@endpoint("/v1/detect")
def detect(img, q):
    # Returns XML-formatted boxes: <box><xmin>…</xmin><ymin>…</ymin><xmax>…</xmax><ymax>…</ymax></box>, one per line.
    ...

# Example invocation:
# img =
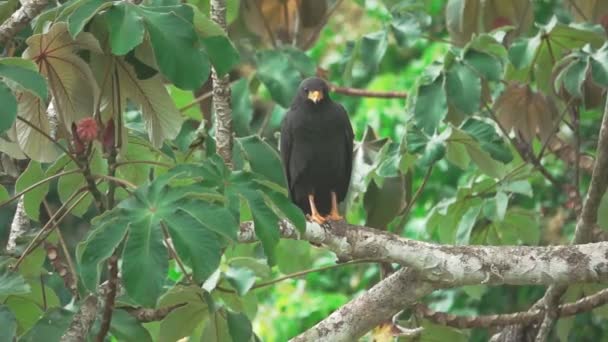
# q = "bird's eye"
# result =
<box><xmin>303</xmin><ymin>87</ymin><xmax>308</xmax><ymax>92</ymax></box>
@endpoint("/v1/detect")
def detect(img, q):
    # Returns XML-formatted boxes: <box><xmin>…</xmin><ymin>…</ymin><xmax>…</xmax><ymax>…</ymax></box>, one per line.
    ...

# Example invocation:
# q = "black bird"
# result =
<box><xmin>280</xmin><ymin>77</ymin><xmax>354</xmax><ymax>224</ymax></box>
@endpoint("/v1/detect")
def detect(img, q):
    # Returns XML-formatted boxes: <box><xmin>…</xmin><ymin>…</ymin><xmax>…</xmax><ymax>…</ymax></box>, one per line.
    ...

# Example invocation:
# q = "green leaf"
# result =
<box><xmin>188</xmin><ymin>4</ymin><xmax>224</xmax><ymax>37</ymax></box>
<box><xmin>464</xmin><ymin>49</ymin><xmax>503</xmax><ymax>81</ymax></box>
<box><xmin>500</xmin><ymin>180</ymin><xmax>533</xmax><ymax>197</ymax></box>
<box><xmin>178</xmin><ymin>200</ymin><xmax>238</xmax><ymax>241</ymax></box>
<box><xmin>0</xmin><ymin>58</ymin><xmax>48</xmax><ymax>99</ymax></box>
<box><xmin>140</xmin><ymin>6</ymin><xmax>210</xmax><ymax>90</ymax></box>
<box><xmin>0</xmin><ymin>81</ymin><xmax>17</xmax><ymax>134</ymax></box>
<box><xmin>200</xmin><ymin>310</ymin><xmax>231</xmax><ymax>342</ymax></box>
<box><xmin>275</xmin><ymin>239</ymin><xmax>312</xmax><ymax>274</ymax></box>
<box><xmin>160</xmin><ymin>302</ymin><xmax>208</xmax><ymax>342</ymax></box>
<box><xmin>406</xmin><ymin>128</ymin><xmax>446</xmax><ymax>167</ymax></box>
<box><xmin>15</xmin><ymin>161</ymin><xmax>49</xmax><ymax>221</ymax></box>
<box><xmin>104</xmin><ymin>3</ymin><xmax>145</xmax><ymax>55</ymax></box>
<box><xmin>201</xmin><ymin>35</ymin><xmax>239</xmax><ymax>77</ymax></box>
<box><xmin>159</xmin><ymin>287</ymin><xmax>209</xmax><ymax>342</ymax></box>
<box><xmin>0</xmin><ymin>268</ymin><xmax>30</xmax><ymax>296</ymax></box>
<box><xmin>20</xmin><ymin>308</ymin><xmax>73</xmax><ymax>342</ymax></box>
<box><xmin>67</xmin><ymin>0</ymin><xmax>111</xmax><ymax>37</ymax></box>
<box><xmin>465</xmin><ymin>142</ymin><xmax>505</xmax><ymax>178</ymax></box>
<box><xmin>0</xmin><ymin>305</ymin><xmax>17</xmax><ymax>342</ymax></box>
<box><xmin>495</xmin><ymin>191</ymin><xmax>509</xmax><ymax>221</ymax></box>
<box><xmin>461</xmin><ymin>118</ymin><xmax>513</xmax><ymax>163</ymax></box>
<box><xmin>264</xmin><ymin>190</ymin><xmax>306</xmax><ymax>234</ymax></box>
<box><xmin>165</xmin><ymin>209</ymin><xmax>222</xmax><ymax>283</ymax></box>
<box><xmin>226</xmin><ymin>311</ymin><xmax>252</xmax><ymax>342</ymax></box>
<box><xmin>231</xmin><ymin>79</ymin><xmax>253</xmax><ymax>136</ymax></box>
<box><xmin>455</xmin><ymin>205</ymin><xmax>481</xmax><ymax>245</ymax></box>
<box><xmin>0</xmin><ymin>184</ymin><xmax>8</xmax><ymax>202</ymax></box>
<box><xmin>255</xmin><ymin>50</ymin><xmax>303</xmax><ymax>108</ymax></box>
<box><xmin>110</xmin><ymin>309</ymin><xmax>154</xmax><ymax>342</ymax></box>
<box><xmin>413</xmin><ymin>75</ymin><xmax>447</xmax><ymax>134</ymax></box>
<box><xmin>229</xmin><ymin>174</ymin><xmax>281</xmax><ymax>265</ymax></box>
<box><xmin>233</xmin><ymin>135</ymin><xmax>286</xmax><ymax>187</ymax></box>
<box><xmin>228</xmin><ymin>257</ymin><xmax>271</xmax><ymax>279</ymax></box>
<box><xmin>283</xmin><ymin>47</ymin><xmax>316</xmax><ymax>77</ymax></box>
<box><xmin>360</xmin><ymin>30</ymin><xmax>388</xmax><ymax>76</ymax></box>
<box><xmin>122</xmin><ymin>218</ymin><xmax>168</xmax><ymax>308</ymax></box>
<box><xmin>562</xmin><ymin>58</ymin><xmax>588</xmax><ymax>98</ymax></box>
<box><xmin>225</xmin><ymin>266</ymin><xmax>256</xmax><ymax>296</ymax></box>
<box><xmin>508</xmin><ymin>35</ymin><xmax>542</xmax><ymax>69</ymax></box>
<box><xmin>590</xmin><ymin>44</ymin><xmax>608</xmax><ymax>87</ymax></box>
<box><xmin>77</xmin><ymin>212</ymin><xmax>129</xmax><ymax>291</ymax></box>
<box><xmin>446</xmin><ymin>63</ymin><xmax>481</xmax><ymax>115</ymax></box>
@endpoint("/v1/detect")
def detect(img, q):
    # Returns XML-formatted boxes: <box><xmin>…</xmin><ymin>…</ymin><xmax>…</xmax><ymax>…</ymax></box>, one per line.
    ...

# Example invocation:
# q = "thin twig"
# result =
<box><xmin>114</xmin><ymin>160</ymin><xmax>173</xmax><ymax>169</ymax></box>
<box><xmin>331</xmin><ymin>84</ymin><xmax>408</xmax><ymax>99</ymax></box>
<box><xmin>217</xmin><ymin>259</ymin><xmax>379</xmax><ymax>293</ymax></box>
<box><xmin>11</xmin><ymin>187</ymin><xmax>90</xmax><ymax>270</ymax></box>
<box><xmin>123</xmin><ymin>303</ymin><xmax>186</xmax><ymax>322</ymax></box>
<box><xmin>394</xmin><ymin>164</ymin><xmax>434</xmax><ymax>236</ymax></box>
<box><xmin>0</xmin><ymin>169</ymin><xmax>80</xmax><ymax>209</ymax></box>
<box><xmin>92</xmin><ymin>174</ymin><xmax>137</xmax><ymax>190</ymax></box>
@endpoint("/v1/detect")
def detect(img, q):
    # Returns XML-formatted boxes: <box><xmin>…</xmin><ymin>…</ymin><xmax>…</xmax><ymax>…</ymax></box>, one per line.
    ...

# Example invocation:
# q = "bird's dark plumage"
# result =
<box><xmin>280</xmin><ymin>77</ymin><xmax>354</xmax><ymax>222</ymax></box>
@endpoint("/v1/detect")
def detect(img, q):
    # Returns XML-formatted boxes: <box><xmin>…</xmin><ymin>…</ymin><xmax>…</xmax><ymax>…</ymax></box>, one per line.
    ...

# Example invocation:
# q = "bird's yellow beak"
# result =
<box><xmin>307</xmin><ymin>90</ymin><xmax>323</xmax><ymax>103</ymax></box>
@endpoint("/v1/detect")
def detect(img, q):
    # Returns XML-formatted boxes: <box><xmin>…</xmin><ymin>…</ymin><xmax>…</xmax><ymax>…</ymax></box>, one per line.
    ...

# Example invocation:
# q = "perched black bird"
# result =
<box><xmin>280</xmin><ymin>77</ymin><xmax>354</xmax><ymax>224</ymax></box>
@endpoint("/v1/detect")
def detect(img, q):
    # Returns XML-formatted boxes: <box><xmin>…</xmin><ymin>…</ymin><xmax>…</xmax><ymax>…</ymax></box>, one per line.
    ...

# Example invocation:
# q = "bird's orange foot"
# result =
<box><xmin>307</xmin><ymin>213</ymin><xmax>327</xmax><ymax>224</ymax></box>
<box><xmin>326</xmin><ymin>212</ymin><xmax>343</xmax><ymax>221</ymax></box>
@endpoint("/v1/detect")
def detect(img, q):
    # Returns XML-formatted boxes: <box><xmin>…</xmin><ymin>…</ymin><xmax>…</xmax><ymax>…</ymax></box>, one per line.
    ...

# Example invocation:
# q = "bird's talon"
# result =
<box><xmin>306</xmin><ymin>213</ymin><xmax>326</xmax><ymax>224</ymax></box>
<box><xmin>327</xmin><ymin>214</ymin><xmax>343</xmax><ymax>221</ymax></box>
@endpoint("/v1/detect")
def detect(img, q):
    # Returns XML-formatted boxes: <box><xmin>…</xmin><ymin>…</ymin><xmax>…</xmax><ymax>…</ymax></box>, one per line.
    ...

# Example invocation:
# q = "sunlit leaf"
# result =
<box><xmin>13</xmin><ymin>92</ymin><xmax>58</xmax><ymax>162</ymax></box>
<box><xmin>23</xmin><ymin>22</ymin><xmax>101</xmax><ymax>129</ymax></box>
<box><xmin>15</xmin><ymin>161</ymin><xmax>49</xmax><ymax>221</ymax></box>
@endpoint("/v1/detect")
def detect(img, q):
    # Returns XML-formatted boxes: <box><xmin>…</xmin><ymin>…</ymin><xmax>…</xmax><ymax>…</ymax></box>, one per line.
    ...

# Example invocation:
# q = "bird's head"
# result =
<box><xmin>299</xmin><ymin>77</ymin><xmax>329</xmax><ymax>104</ymax></box>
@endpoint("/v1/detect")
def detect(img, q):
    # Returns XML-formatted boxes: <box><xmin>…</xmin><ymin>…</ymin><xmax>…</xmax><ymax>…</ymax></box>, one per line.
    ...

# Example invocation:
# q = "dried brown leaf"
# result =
<box><xmin>494</xmin><ymin>83</ymin><xmax>558</xmax><ymax>144</ymax></box>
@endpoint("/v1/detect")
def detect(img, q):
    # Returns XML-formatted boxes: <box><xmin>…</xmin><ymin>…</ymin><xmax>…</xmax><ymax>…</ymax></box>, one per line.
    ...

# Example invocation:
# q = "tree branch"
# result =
<box><xmin>208</xmin><ymin>0</ymin><xmax>233</xmax><ymax>168</ymax></box>
<box><xmin>330</xmin><ymin>84</ymin><xmax>408</xmax><ymax>99</ymax></box>
<box><xmin>493</xmin><ymin>82</ymin><xmax>608</xmax><ymax>342</ymax></box>
<box><xmin>291</xmin><ymin>268</ymin><xmax>436</xmax><ymax>341</ymax></box>
<box><xmin>60</xmin><ymin>295</ymin><xmax>98</xmax><ymax>342</ymax></box>
<box><xmin>240</xmin><ymin>220</ymin><xmax>608</xmax><ymax>287</ymax></box>
<box><xmin>416</xmin><ymin>287</ymin><xmax>608</xmax><ymax>329</ymax></box>
<box><xmin>0</xmin><ymin>0</ymin><xmax>48</xmax><ymax>46</ymax></box>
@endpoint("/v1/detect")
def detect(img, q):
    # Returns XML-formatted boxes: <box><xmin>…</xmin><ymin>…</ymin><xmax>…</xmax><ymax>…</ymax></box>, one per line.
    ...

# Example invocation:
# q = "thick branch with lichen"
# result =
<box><xmin>240</xmin><ymin>220</ymin><xmax>608</xmax><ymax>287</ymax></box>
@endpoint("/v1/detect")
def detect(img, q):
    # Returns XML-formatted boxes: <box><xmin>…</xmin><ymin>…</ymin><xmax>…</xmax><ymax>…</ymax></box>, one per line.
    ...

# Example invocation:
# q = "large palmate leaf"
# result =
<box><xmin>13</xmin><ymin>92</ymin><xmax>59</xmax><ymax>162</ymax></box>
<box><xmin>77</xmin><ymin>160</ymin><xmax>237</xmax><ymax>307</ymax></box>
<box><xmin>91</xmin><ymin>51</ymin><xmax>183</xmax><ymax>147</ymax></box>
<box><xmin>23</xmin><ymin>22</ymin><xmax>101</xmax><ymax>130</ymax></box>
